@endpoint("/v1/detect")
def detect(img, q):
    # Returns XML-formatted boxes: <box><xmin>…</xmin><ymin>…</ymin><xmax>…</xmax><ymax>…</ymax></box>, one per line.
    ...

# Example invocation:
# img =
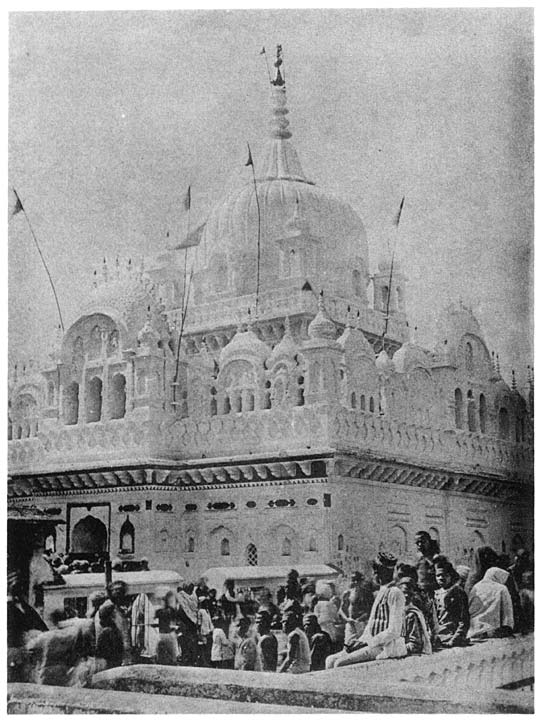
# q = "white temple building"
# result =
<box><xmin>8</xmin><ymin>48</ymin><xmax>533</xmax><ymax>589</ymax></box>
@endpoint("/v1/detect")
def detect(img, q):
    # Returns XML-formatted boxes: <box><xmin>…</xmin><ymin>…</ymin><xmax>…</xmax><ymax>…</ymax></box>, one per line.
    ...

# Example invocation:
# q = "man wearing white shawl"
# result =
<box><xmin>468</xmin><ymin>567</ymin><xmax>514</xmax><ymax>639</ymax></box>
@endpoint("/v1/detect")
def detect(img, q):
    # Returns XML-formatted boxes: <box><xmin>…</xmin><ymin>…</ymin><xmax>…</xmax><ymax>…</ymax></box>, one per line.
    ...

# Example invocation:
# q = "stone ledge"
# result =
<box><xmin>7</xmin><ymin>683</ymin><xmax>331</xmax><ymax>714</ymax></box>
<box><xmin>91</xmin><ymin>663</ymin><xmax>533</xmax><ymax>714</ymax></box>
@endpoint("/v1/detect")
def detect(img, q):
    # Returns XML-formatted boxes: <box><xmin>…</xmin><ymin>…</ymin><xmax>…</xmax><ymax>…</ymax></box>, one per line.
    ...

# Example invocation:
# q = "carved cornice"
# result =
<box><xmin>334</xmin><ymin>455</ymin><xmax>531</xmax><ymax>502</ymax></box>
<box><xmin>8</xmin><ymin>457</ymin><xmax>330</xmax><ymax>498</ymax></box>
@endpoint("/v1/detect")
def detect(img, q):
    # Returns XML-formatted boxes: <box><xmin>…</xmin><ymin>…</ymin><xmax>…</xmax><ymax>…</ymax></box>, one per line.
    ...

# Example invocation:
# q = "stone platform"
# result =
<box><xmin>90</xmin><ymin>636</ymin><xmax>533</xmax><ymax>714</ymax></box>
<box><xmin>7</xmin><ymin>683</ymin><xmax>334</xmax><ymax>714</ymax></box>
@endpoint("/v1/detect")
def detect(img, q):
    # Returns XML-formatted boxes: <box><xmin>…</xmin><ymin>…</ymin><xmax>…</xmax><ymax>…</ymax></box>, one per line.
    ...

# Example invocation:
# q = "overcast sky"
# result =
<box><xmin>9</xmin><ymin>9</ymin><xmax>533</xmax><ymax>387</ymax></box>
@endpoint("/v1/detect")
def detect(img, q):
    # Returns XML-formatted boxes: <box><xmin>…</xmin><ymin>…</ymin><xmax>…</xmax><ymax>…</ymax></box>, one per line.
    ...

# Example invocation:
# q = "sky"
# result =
<box><xmin>8</xmin><ymin>9</ymin><xmax>533</xmax><ymax>388</ymax></box>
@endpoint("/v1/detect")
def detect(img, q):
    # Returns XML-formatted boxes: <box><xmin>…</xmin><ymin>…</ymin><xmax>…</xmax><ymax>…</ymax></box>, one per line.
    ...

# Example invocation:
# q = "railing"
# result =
<box><xmin>8</xmin><ymin>400</ymin><xmax>531</xmax><ymax>484</ymax></box>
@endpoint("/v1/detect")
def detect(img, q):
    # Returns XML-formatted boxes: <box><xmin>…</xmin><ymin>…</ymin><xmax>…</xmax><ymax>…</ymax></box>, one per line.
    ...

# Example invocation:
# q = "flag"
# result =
<box><xmin>9</xmin><ymin>188</ymin><xmax>23</xmax><ymax>218</ymax></box>
<box><xmin>245</xmin><ymin>143</ymin><xmax>254</xmax><ymax>167</ymax></box>
<box><xmin>183</xmin><ymin>185</ymin><xmax>191</xmax><ymax>212</ymax></box>
<box><xmin>260</xmin><ymin>47</ymin><xmax>266</xmax><ymax>55</ymax></box>
<box><xmin>394</xmin><ymin>195</ymin><xmax>405</xmax><ymax>227</ymax></box>
<box><xmin>176</xmin><ymin>224</ymin><xmax>203</xmax><ymax>250</ymax></box>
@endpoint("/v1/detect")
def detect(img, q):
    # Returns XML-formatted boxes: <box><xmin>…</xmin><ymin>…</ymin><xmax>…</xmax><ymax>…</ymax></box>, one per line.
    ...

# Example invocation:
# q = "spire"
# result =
<box><xmin>260</xmin><ymin>45</ymin><xmax>310</xmax><ymax>183</ymax></box>
<box><xmin>308</xmin><ymin>290</ymin><xmax>336</xmax><ymax>340</ymax></box>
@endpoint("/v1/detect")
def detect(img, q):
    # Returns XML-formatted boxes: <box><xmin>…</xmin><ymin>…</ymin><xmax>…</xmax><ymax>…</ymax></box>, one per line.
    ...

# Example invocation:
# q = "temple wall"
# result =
<box><xmin>327</xmin><ymin>474</ymin><xmax>533</xmax><ymax>576</ymax></box>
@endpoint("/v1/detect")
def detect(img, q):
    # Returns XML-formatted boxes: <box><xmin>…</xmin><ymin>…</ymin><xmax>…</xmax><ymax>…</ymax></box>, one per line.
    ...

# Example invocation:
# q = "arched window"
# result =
<box><xmin>338</xmin><ymin>534</ymin><xmax>344</xmax><ymax>551</ymax></box>
<box><xmin>352</xmin><ymin>269</ymin><xmax>362</xmax><ymax>296</ymax></box>
<box><xmin>119</xmin><ymin>516</ymin><xmax>134</xmax><ymax>554</ymax></box>
<box><xmin>8</xmin><ymin>416</ymin><xmax>12</xmax><ymax>441</ymax></box>
<box><xmin>360</xmin><ymin>395</ymin><xmax>366</xmax><ymax>411</ymax></box>
<box><xmin>64</xmin><ymin>382</ymin><xmax>79</xmax><ymax>425</ymax></box>
<box><xmin>428</xmin><ymin>527</ymin><xmax>440</xmax><ymax>546</ymax></box>
<box><xmin>396</xmin><ymin>286</ymin><xmax>403</xmax><ymax>310</ymax></box>
<box><xmin>86</xmin><ymin>377</ymin><xmax>103</xmax><ymax>423</ymax></box>
<box><xmin>246</xmin><ymin>543</ymin><xmax>258</xmax><ymax>566</ymax></box>
<box><xmin>187</xmin><ymin>536</ymin><xmax>195</xmax><ymax>553</ymax></box>
<box><xmin>308</xmin><ymin>537</ymin><xmax>317</xmax><ymax>552</ymax></box>
<box><xmin>296</xmin><ymin>376</ymin><xmax>304</xmax><ymax>407</ymax></box>
<box><xmin>223</xmin><ymin>395</ymin><xmax>231</xmax><ymax>414</ymax></box>
<box><xmin>454</xmin><ymin>388</ymin><xmax>463</xmax><ymax>429</ymax></box>
<box><xmin>281</xmin><ymin>538</ymin><xmax>291</xmax><ymax>556</ymax></box>
<box><xmin>350</xmin><ymin>391</ymin><xmax>357</xmax><ymax>409</ymax></box>
<box><xmin>263</xmin><ymin>380</ymin><xmax>272</xmax><ymax>410</ymax></box>
<box><xmin>220</xmin><ymin>538</ymin><xmax>230</xmax><ymax>556</ymax></box>
<box><xmin>210</xmin><ymin>397</ymin><xmax>217</xmax><ymax>416</ymax></box>
<box><xmin>45</xmin><ymin>532</ymin><xmax>56</xmax><ymax>553</ymax></box>
<box><xmin>381</xmin><ymin>285</ymin><xmax>389</xmax><ymax>308</ymax></box>
<box><xmin>369</xmin><ymin>397</ymin><xmax>375</xmax><ymax>413</ymax></box>
<box><xmin>479</xmin><ymin>394</ymin><xmax>487</xmax><ymax>434</ymax></box>
<box><xmin>47</xmin><ymin>382</ymin><xmax>55</xmax><ymax>406</ymax></box>
<box><xmin>465</xmin><ymin>341</ymin><xmax>474</xmax><ymax>373</ymax></box>
<box><xmin>110</xmin><ymin>373</ymin><xmax>126</xmax><ymax>419</ymax></box>
<box><xmin>232</xmin><ymin>391</ymin><xmax>242</xmax><ymax>413</ymax></box>
<box><xmin>467</xmin><ymin>389</ymin><xmax>476</xmax><ymax>432</ymax></box>
<box><xmin>245</xmin><ymin>390</ymin><xmax>255</xmax><ymax>412</ymax></box>
<box><xmin>498</xmin><ymin>407</ymin><xmax>509</xmax><ymax>439</ymax></box>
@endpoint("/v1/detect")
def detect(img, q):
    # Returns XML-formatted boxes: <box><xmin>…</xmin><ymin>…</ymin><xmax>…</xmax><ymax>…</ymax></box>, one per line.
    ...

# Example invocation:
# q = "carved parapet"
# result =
<box><xmin>329</xmin><ymin>406</ymin><xmax>533</xmax><ymax>481</ymax></box>
<box><xmin>8</xmin><ymin>415</ymin><xmax>158</xmax><ymax>475</ymax></box>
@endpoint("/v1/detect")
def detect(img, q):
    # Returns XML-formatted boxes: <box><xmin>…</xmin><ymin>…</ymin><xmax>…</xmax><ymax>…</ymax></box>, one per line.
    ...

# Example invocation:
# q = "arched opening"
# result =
<box><xmin>281</xmin><ymin>537</ymin><xmax>291</xmax><ymax>556</ymax></box>
<box><xmin>119</xmin><ymin>516</ymin><xmax>135</xmax><ymax>554</ymax></box>
<box><xmin>498</xmin><ymin>407</ymin><xmax>509</xmax><ymax>439</ymax></box>
<box><xmin>210</xmin><ymin>397</ymin><xmax>217</xmax><ymax>416</ymax></box>
<box><xmin>187</xmin><ymin>536</ymin><xmax>195</xmax><ymax>553</ymax></box>
<box><xmin>381</xmin><ymin>285</ymin><xmax>389</xmax><ymax>309</ymax></box>
<box><xmin>45</xmin><ymin>532</ymin><xmax>56</xmax><ymax>553</ymax></box>
<box><xmin>428</xmin><ymin>527</ymin><xmax>441</xmax><ymax>546</ymax></box>
<box><xmin>263</xmin><ymin>380</ymin><xmax>272</xmax><ymax>410</ymax></box>
<box><xmin>296</xmin><ymin>376</ymin><xmax>304</xmax><ymax>407</ymax></box>
<box><xmin>350</xmin><ymin>391</ymin><xmax>357</xmax><ymax>409</ymax></box>
<box><xmin>337</xmin><ymin>534</ymin><xmax>344</xmax><ymax>551</ymax></box>
<box><xmin>467</xmin><ymin>389</ymin><xmax>476</xmax><ymax>432</ymax></box>
<box><xmin>454</xmin><ymin>388</ymin><xmax>463</xmax><ymax>429</ymax></box>
<box><xmin>64</xmin><ymin>382</ymin><xmax>79</xmax><ymax>425</ymax></box>
<box><xmin>8</xmin><ymin>416</ymin><xmax>12</xmax><ymax>441</ymax></box>
<box><xmin>220</xmin><ymin>538</ymin><xmax>230</xmax><ymax>556</ymax></box>
<box><xmin>245</xmin><ymin>543</ymin><xmax>258</xmax><ymax>566</ymax></box>
<box><xmin>389</xmin><ymin>525</ymin><xmax>407</xmax><ymax>556</ymax></box>
<box><xmin>245</xmin><ymin>390</ymin><xmax>255</xmax><ymax>412</ymax></box>
<box><xmin>110</xmin><ymin>373</ymin><xmax>126</xmax><ymax>419</ymax></box>
<box><xmin>360</xmin><ymin>395</ymin><xmax>366</xmax><ymax>411</ymax></box>
<box><xmin>479</xmin><ymin>393</ymin><xmax>487</xmax><ymax>434</ymax></box>
<box><xmin>369</xmin><ymin>397</ymin><xmax>375</xmax><ymax>413</ymax></box>
<box><xmin>352</xmin><ymin>269</ymin><xmax>362</xmax><ymax>296</ymax></box>
<box><xmin>71</xmin><ymin>514</ymin><xmax>107</xmax><ymax>554</ymax></box>
<box><xmin>86</xmin><ymin>376</ymin><xmax>103</xmax><ymax>423</ymax></box>
<box><xmin>465</xmin><ymin>341</ymin><xmax>474</xmax><ymax>373</ymax></box>
<box><xmin>308</xmin><ymin>537</ymin><xmax>317</xmax><ymax>552</ymax></box>
<box><xmin>223</xmin><ymin>395</ymin><xmax>231</xmax><ymax>415</ymax></box>
<box><xmin>396</xmin><ymin>286</ymin><xmax>403</xmax><ymax>311</ymax></box>
<box><xmin>47</xmin><ymin>382</ymin><xmax>55</xmax><ymax>406</ymax></box>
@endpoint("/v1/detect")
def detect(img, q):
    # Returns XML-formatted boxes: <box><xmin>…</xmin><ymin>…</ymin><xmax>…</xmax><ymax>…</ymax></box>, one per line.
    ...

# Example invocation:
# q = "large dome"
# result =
<box><xmin>195</xmin><ymin>78</ymin><xmax>369</xmax><ymax>301</ymax></box>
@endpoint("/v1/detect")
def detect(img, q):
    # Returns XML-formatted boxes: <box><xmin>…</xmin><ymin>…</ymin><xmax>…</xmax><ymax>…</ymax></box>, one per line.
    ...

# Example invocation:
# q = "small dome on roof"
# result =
<box><xmin>219</xmin><ymin>326</ymin><xmax>271</xmax><ymax>367</ymax></box>
<box><xmin>393</xmin><ymin>341</ymin><xmax>429</xmax><ymax>374</ymax></box>
<box><xmin>308</xmin><ymin>294</ymin><xmax>336</xmax><ymax>341</ymax></box>
<box><xmin>269</xmin><ymin>317</ymin><xmax>297</xmax><ymax>365</ymax></box>
<box><xmin>337</xmin><ymin>314</ymin><xmax>375</xmax><ymax>359</ymax></box>
<box><xmin>375</xmin><ymin>349</ymin><xmax>394</xmax><ymax>374</ymax></box>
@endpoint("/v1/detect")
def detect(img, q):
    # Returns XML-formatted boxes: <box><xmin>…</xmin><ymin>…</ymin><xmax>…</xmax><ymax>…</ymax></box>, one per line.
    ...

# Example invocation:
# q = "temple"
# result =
<box><xmin>8</xmin><ymin>47</ymin><xmax>533</xmax><ymax>595</ymax></box>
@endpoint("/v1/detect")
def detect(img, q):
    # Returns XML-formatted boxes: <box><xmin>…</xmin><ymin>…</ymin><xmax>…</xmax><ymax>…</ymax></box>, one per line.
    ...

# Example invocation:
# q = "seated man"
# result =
<box><xmin>468</xmin><ymin>567</ymin><xmax>514</xmax><ymax>640</ymax></box>
<box><xmin>303</xmin><ymin>613</ymin><xmax>332</xmax><ymax>671</ymax></box>
<box><xmin>278</xmin><ymin>610</ymin><xmax>311</xmax><ymax>674</ymax></box>
<box><xmin>326</xmin><ymin>552</ymin><xmax>406</xmax><ymax>669</ymax></box>
<box><xmin>433</xmin><ymin>557</ymin><xmax>470</xmax><ymax>648</ymax></box>
<box><xmin>396</xmin><ymin>577</ymin><xmax>432</xmax><ymax>655</ymax></box>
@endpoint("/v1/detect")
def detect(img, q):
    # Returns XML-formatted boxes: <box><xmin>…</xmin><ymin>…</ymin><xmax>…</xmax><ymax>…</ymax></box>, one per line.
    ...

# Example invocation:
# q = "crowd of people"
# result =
<box><xmin>7</xmin><ymin>531</ymin><xmax>534</xmax><ymax>686</ymax></box>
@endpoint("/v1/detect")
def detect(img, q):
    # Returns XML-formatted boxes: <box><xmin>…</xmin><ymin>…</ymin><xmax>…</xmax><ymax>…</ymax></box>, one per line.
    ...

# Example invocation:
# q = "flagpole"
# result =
<box><xmin>246</xmin><ymin>143</ymin><xmax>262</xmax><ymax>318</ymax></box>
<box><xmin>260</xmin><ymin>47</ymin><xmax>272</xmax><ymax>84</ymax></box>
<box><xmin>380</xmin><ymin>196</ymin><xmax>405</xmax><ymax>353</ymax></box>
<box><xmin>11</xmin><ymin>188</ymin><xmax>65</xmax><ymax>332</ymax></box>
<box><xmin>173</xmin><ymin>186</ymin><xmax>192</xmax><ymax>409</ymax></box>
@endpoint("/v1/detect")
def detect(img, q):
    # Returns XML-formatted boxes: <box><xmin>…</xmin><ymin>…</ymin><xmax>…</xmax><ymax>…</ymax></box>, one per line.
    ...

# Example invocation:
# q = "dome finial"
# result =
<box><xmin>271</xmin><ymin>44</ymin><xmax>285</xmax><ymax>87</ymax></box>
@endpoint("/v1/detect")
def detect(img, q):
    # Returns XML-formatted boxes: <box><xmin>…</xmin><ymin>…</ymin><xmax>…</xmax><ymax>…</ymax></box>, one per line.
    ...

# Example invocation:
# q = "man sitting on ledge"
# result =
<box><xmin>326</xmin><ymin>552</ymin><xmax>406</xmax><ymax>669</ymax></box>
